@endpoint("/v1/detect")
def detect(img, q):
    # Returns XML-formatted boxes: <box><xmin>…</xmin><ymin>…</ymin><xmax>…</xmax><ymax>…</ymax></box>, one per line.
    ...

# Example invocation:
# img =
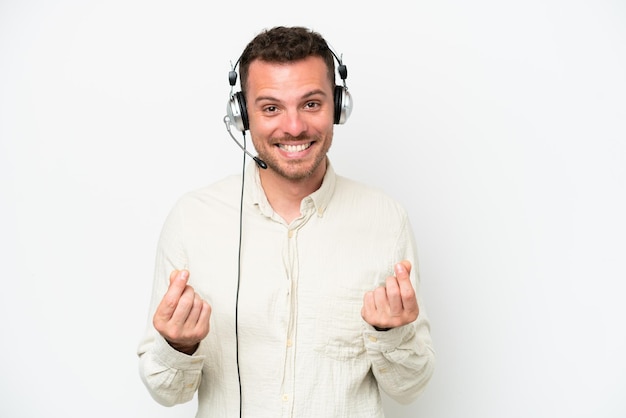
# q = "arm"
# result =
<box><xmin>137</xmin><ymin>332</ymin><xmax>206</xmax><ymax>406</ymax></box>
<box><xmin>361</xmin><ymin>219</ymin><xmax>435</xmax><ymax>404</ymax></box>
<box><xmin>137</xmin><ymin>204</ymin><xmax>211</xmax><ymax>406</ymax></box>
<box><xmin>363</xmin><ymin>311</ymin><xmax>434</xmax><ymax>404</ymax></box>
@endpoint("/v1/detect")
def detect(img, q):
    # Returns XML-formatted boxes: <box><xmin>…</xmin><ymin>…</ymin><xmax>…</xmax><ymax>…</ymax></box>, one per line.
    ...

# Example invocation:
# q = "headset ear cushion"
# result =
<box><xmin>334</xmin><ymin>85</ymin><xmax>343</xmax><ymax>124</ymax></box>
<box><xmin>333</xmin><ymin>85</ymin><xmax>352</xmax><ymax>125</ymax></box>
<box><xmin>235</xmin><ymin>91</ymin><xmax>249</xmax><ymax>131</ymax></box>
<box><xmin>227</xmin><ymin>91</ymin><xmax>248</xmax><ymax>132</ymax></box>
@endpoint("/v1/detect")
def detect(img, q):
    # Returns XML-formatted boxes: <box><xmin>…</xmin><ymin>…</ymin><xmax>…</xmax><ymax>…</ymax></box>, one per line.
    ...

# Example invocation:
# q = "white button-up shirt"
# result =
<box><xmin>138</xmin><ymin>161</ymin><xmax>434</xmax><ymax>417</ymax></box>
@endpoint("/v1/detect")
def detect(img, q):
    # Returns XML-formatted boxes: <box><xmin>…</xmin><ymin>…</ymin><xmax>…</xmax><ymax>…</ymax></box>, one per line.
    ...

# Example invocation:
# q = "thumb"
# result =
<box><xmin>396</xmin><ymin>260</ymin><xmax>412</xmax><ymax>276</ymax></box>
<box><xmin>169</xmin><ymin>269</ymin><xmax>189</xmax><ymax>286</ymax></box>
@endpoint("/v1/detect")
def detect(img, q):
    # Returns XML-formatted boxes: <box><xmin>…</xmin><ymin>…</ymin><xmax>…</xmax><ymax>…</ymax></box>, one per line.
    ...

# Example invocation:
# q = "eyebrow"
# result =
<box><xmin>254</xmin><ymin>89</ymin><xmax>328</xmax><ymax>105</ymax></box>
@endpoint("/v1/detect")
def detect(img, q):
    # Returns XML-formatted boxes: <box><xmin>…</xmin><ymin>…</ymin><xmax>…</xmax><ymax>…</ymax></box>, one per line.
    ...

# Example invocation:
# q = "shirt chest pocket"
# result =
<box><xmin>313</xmin><ymin>291</ymin><xmax>366</xmax><ymax>361</ymax></box>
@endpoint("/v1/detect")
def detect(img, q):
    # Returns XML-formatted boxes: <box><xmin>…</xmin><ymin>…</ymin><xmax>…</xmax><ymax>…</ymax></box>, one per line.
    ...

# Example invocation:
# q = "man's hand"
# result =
<box><xmin>361</xmin><ymin>260</ymin><xmax>419</xmax><ymax>330</ymax></box>
<box><xmin>153</xmin><ymin>270</ymin><xmax>211</xmax><ymax>355</ymax></box>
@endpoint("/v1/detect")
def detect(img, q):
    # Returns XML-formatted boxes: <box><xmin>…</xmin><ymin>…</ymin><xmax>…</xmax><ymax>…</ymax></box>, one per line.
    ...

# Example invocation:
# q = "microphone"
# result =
<box><xmin>223</xmin><ymin>116</ymin><xmax>267</xmax><ymax>169</ymax></box>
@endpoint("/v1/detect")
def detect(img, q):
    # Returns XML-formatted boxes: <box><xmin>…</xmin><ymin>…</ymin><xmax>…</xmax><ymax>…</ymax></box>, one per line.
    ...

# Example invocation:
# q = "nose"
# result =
<box><xmin>280</xmin><ymin>109</ymin><xmax>307</xmax><ymax>137</ymax></box>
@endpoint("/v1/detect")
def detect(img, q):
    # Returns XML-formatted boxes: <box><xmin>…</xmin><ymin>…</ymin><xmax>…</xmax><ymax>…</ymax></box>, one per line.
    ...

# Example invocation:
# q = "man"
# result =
<box><xmin>138</xmin><ymin>26</ymin><xmax>434</xmax><ymax>417</ymax></box>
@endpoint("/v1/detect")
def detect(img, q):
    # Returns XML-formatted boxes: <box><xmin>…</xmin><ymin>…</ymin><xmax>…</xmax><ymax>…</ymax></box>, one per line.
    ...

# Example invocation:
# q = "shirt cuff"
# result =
<box><xmin>153</xmin><ymin>334</ymin><xmax>206</xmax><ymax>371</ymax></box>
<box><xmin>363</xmin><ymin>323</ymin><xmax>415</xmax><ymax>352</ymax></box>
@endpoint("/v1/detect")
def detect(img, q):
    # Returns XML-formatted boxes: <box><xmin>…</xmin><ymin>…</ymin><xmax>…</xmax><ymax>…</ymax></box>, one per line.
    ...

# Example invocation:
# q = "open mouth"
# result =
<box><xmin>277</xmin><ymin>142</ymin><xmax>313</xmax><ymax>152</ymax></box>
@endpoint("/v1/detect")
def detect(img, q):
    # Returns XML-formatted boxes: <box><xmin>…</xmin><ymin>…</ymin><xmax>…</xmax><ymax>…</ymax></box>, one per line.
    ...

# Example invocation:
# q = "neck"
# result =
<box><xmin>259</xmin><ymin>160</ymin><xmax>327</xmax><ymax>224</ymax></box>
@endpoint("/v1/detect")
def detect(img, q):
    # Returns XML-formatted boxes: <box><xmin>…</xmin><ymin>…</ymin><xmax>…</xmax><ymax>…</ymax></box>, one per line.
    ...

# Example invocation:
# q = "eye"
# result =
<box><xmin>304</xmin><ymin>101</ymin><xmax>320</xmax><ymax>110</ymax></box>
<box><xmin>263</xmin><ymin>105</ymin><xmax>279</xmax><ymax>114</ymax></box>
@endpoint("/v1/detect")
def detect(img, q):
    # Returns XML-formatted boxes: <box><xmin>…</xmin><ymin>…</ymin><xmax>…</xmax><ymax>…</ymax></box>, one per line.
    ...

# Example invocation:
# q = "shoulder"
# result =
<box><xmin>333</xmin><ymin>174</ymin><xmax>408</xmax><ymax>220</ymax></box>
<box><xmin>169</xmin><ymin>174</ymin><xmax>243</xmax><ymax>216</ymax></box>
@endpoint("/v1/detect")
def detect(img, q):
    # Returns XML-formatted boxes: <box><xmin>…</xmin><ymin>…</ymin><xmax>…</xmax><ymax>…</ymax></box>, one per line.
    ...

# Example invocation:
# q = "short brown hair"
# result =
<box><xmin>238</xmin><ymin>26</ymin><xmax>336</xmax><ymax>94</ymax></box>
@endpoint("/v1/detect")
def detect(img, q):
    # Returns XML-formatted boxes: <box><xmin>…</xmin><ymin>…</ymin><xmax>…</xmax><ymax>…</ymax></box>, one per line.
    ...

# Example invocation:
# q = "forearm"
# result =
<box><xmin>138</xmin><ymin>333</ymin><xmax>205</xmax><ymax>406</ymax></box>
<box><xmin>364</xmin><ymin>317</ymin><xmax>435</xmax><ymax>404</ymax></box>
<box><xmin>365</xmin><ymin>215</ymin><xmax>435</xmax><ymax>402</ymax></box>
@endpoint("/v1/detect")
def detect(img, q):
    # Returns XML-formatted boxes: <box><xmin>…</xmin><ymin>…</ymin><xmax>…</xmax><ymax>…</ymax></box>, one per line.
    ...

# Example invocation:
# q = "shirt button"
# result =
<box><xmin>288</xmin><ymin>229</ymin><xmax>294</xmax><ymax>238</ymax></box>
<box><xmin>368</xmin><ymin>335</ymin><xmax>378</xmax><ymax>342</ymax></box>
<box><xmin>282</xmin><ymin>394</ymin><xmax>289</xmax><ymax>402</ymax></box>
<box><xmin>286</xmin><ymin>339</ymin><xmax>293</xmax><ymax>347</ymax></box>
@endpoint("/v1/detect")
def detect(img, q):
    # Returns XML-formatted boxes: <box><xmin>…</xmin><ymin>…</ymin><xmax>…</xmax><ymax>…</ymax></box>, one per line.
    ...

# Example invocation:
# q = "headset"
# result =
<box><xmin>225</xmin><ymin>49</ymin><xmax>353</xmax><ymax>132</ymax></box>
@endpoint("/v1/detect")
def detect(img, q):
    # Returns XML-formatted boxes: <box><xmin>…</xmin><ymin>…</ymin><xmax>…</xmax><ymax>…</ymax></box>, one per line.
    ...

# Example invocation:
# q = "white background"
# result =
<box><xmin>1</xmin><ymin>1</ymin><xmax>625</xmax><ymax>417</ymax></box>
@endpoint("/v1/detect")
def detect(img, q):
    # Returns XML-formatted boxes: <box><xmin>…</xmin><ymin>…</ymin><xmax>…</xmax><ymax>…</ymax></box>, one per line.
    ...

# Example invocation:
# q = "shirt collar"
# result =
<box><xmin>247</xmin><ymin>158</ymin><xmax>337</xmax><ymax>220</ymax></box>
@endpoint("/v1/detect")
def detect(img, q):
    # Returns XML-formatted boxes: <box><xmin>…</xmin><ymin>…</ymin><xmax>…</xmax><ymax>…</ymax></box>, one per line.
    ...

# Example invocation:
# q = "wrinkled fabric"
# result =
<box><xmin>137</xmin><ymin>161</ymin><xmax>434</xmax><ymax>417</ymax></box>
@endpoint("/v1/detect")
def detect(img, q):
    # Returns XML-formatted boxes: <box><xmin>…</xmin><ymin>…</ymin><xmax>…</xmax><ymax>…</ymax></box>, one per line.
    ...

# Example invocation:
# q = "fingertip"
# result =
<box><xmin>168</xmin><ymin>269</ymin><xmax>189</xmax><ymax>291</ymax></box>
<box><xmin>394</xmin><ymin>263</ymin><xmax>405</xmax><ymax>275</ymax></box>
<box><xmin>395</xmin><ymin>260</ymin><xmax>412</xmax><ymax>275</ymax></box>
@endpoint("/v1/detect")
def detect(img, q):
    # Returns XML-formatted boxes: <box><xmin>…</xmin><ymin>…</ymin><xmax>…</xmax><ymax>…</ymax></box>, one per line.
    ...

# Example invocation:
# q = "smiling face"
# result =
<box><xmin>245</xmin><ymin>55</ymin><xmax>335</xmax><ymax>184</ymax></box>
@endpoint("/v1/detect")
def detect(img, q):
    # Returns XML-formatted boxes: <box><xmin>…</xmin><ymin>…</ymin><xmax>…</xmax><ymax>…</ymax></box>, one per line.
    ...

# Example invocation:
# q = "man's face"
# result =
<box><xmin>245</xmin><ymin>55</ymin><xmax>335</xmax><ymax>182</ymax></box>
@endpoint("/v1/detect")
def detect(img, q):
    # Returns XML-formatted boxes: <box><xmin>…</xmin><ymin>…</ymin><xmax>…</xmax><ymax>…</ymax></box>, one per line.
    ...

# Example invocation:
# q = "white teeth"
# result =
<box><xmin>278</xmin><ymin>142</ymin><xmax>311</xmax><ymax>152</ymax></box>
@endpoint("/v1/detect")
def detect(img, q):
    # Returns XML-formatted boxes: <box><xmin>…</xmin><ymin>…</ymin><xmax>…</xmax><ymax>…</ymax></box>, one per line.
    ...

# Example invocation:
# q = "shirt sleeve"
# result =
<box><xmin>362</xmin><ymin>214</ymin><xmax>436</xmax><ymax>404</ymax></box>
<box><xmin>138</xmin><ymin>333</ymin><xmax>206</xmax><ymax>406</ymax></box>
<box><xmin>136</xmin><ymin>199</ymin><xmax>205</xmax><ymax>406</ymax></box>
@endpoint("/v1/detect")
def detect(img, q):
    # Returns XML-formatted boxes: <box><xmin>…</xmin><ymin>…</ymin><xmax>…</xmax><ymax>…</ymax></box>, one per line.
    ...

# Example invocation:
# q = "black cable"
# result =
<box><xmin>235</xmin><ymin>131</ymin><xmax>247</xmax><ymax>418</ymax></box>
